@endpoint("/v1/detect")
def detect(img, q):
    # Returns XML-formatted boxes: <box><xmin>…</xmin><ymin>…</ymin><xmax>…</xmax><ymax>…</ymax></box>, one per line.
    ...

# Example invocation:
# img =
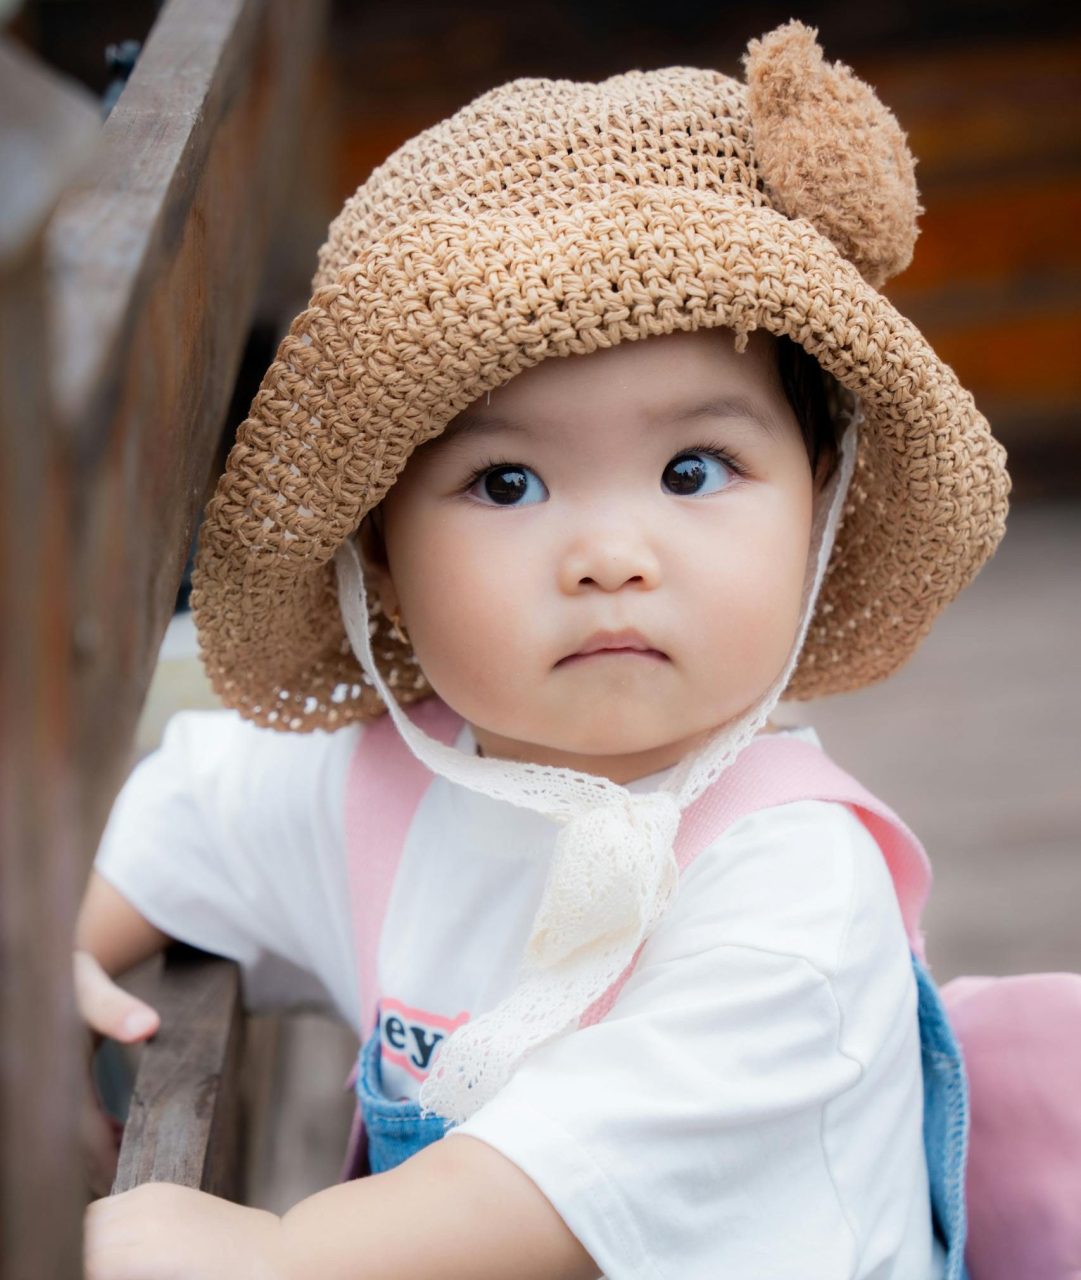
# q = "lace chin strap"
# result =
<box><xmin>334</xmin><ymin>403</ymin><xmax>860</xmax><ymax>1125</ymax></box>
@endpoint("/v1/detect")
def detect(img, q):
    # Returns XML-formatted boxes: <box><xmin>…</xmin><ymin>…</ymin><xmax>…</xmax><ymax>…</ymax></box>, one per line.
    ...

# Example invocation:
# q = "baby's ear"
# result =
<box><xmin>356</xmin><ymin>509</ymin><xmax>388</xmax><ymax>569</ymax></box>
<box><xmin>354</xmin><ymin>512</ymin><xmax>400</xmax><ymax>615</ymax></box>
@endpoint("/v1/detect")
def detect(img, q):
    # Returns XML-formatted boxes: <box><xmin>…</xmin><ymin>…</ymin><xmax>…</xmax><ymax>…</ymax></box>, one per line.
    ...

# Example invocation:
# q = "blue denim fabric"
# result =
<box><xmin>354</xmin><ymin>1028</ymin><xmax>449</xmax><ymax>1174</ymax></box>
<box><xmin>356</xmin><ymin>958</ymin><xmax>971</xmax><ymax>1277</ymax></box>
<box><xmin>912</xmin><ymin>952</ymin><xmax>971</xmax><ymax>1279</ymax></box>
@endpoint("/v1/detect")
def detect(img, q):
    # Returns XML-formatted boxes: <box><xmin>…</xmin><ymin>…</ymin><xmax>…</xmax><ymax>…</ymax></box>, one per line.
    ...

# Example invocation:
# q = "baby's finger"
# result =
<box><xmin>73</xmin><ymin>950</ymin><xmax>160</xmax><ymax>1043</ymax></box>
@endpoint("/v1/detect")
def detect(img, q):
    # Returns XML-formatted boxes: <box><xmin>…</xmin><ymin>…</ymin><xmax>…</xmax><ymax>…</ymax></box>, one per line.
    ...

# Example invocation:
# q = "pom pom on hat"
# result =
<box><xmin>744</xmin><ymin>20</ymin><xmax>923</xmax><ymax>288</ymax></box>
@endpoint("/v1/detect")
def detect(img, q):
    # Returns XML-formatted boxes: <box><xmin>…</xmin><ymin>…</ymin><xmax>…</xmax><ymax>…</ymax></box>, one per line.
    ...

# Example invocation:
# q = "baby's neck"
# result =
<box><xmin>472</xmin><ymin>718</ymin><xmax>782</xmax><ymax>786</ymax></box>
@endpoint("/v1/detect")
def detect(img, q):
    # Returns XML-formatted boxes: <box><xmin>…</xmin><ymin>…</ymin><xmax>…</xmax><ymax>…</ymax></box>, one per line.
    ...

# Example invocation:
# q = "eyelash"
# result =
<box><xmin>460</xmin><ymin>455</ymin><xmax>519</xmax><ymax>492</ymax></box>
<box><xmin>459</xmin><ymin>443</ymin><xmax>748</xmax><ymax>492</ymax></box>
<box><xmin>678</xmin><ymin>442</ymin><xmax>748</xmax><ymax>479</ymax></box>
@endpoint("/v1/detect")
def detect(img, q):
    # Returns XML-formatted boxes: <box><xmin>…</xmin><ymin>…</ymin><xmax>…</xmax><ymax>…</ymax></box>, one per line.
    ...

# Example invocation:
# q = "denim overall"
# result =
<box><xmin>342</xmin><ymin>705</ymin><xmax>970</xmax><ymax>1277</ymax></box>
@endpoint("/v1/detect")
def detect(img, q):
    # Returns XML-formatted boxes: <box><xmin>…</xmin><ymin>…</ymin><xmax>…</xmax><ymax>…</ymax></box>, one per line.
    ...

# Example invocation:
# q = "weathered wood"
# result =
<box><xmin>46</xmin><ymin>0</ymin><xmax>329</xmax><ymax>860</ymax></box>
<box><xmin>0</xmin><ymin>36</ymin><xmax>102</xmax><ymax>1280</ymax></box>
<box><xmin>3</xmin><ymin>0</ymin><xmax>328</xmax><ymax>1266</ymax></box>
<box><xmin>80</xmin><ymin>0</ymin><xmax>327</xmax><ymax>1204</ymax></box>
<box><xmin>113</xmin><ymin>947</ymin><xmax>247</xmax><ymax>1197</ymax></box>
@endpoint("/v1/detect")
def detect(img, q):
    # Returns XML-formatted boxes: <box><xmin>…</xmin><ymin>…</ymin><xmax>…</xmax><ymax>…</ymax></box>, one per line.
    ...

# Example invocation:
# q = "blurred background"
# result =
<box><xmin>5</xmin><ymin>0</ymin><xmax>1079</xmax><ymax>1216</ymax></box>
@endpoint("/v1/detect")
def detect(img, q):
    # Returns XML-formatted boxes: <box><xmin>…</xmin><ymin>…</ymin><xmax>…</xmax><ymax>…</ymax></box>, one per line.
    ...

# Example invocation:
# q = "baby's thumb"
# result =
<box><xmin>73</xmin><ymin>949</ymin><xmax>160</xmax><ymax>1043</ymax></box>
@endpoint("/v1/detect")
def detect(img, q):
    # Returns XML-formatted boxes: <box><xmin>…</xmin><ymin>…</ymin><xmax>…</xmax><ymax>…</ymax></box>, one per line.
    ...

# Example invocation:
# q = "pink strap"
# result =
<box><xmin>344</xmin><ymin>698</ymin><xmax>463</xmax><ymax>1040</ymax></box>
<box><xmin>581</xmin><ymin>735</ymin><xmax>932</xmax><ymax>1026</ymax></box>
<box><xmin>340</xmin><ymin>699</ymin><xmax>462</xmax><ymax>1179</ymax></box>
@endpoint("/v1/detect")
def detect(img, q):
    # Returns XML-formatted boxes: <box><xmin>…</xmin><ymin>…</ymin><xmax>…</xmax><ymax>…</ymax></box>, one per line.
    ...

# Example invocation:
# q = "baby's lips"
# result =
<box><xmin>558</xmin><ymin>627</ymin><xmax>669</xmax><ymax>664</ymax></box>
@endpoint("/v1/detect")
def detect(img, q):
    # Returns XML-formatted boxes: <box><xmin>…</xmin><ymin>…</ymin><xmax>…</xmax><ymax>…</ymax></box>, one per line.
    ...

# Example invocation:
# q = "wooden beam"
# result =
<box><xmin>0</xmin><ymin>35</ymin><xmax>101</xmax><ymax>1280</ymax></box>
<box><xmin>3</xmin><ymin>0</ymin><xmax>328</xmax><ymax>1271</ymax></box>
<box><xmin>46</xmin><ymin>0</ymin><xmax>329</xmax><ymax>855</ymax></box>
<box><xmin>113</xmin><ymin>948</ymin><xmax>246</xmax><ymax>1197</ymax></box>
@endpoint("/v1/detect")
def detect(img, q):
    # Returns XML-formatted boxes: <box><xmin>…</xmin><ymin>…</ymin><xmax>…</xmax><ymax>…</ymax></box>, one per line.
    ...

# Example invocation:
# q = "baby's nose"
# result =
<box><xmin>559</xmin><ymin>530</ymin><xmax>662</xmax><ymax>593</ymax></box>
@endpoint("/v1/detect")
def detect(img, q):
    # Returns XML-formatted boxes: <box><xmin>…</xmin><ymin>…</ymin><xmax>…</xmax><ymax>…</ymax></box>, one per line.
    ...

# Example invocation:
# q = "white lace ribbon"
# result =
<box><xmin>334</xmin><ymin>399</ymin><xmax>860</xmax><ymax>1124</ymax></box>
<box><xmin>528</xmin><ymin>791</ymin><xmax>681</xmax><ymax>967</ymax></box>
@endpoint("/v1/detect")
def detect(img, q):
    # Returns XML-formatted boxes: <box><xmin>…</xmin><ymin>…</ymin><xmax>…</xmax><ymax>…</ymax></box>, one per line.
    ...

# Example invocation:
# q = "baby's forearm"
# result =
<box><xmin>279</xmin><ymin>1133</ymin><xmax>598</xmax><ymax>1280</ymax></box>
<box><xmin>75</xmin><ymin>869</ymin><xmax>171</xmax><ymax>977</ymax></box>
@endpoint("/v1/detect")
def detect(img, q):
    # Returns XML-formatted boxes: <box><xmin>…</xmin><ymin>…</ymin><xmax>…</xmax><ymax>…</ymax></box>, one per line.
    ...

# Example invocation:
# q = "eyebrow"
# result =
<box><xmin>437</xmin><ymin>413</ymin><xmax>532</xmax><ymax>446</ymax></box>
<box><xmin>648</xmin><ymin>394</ymin><xmax>784</xmax><ymax>439</ymax></box>
<box><xmin>439</xmin><ymin>393</ymin><xmax>784</xmax><ymax>446</ymax></box>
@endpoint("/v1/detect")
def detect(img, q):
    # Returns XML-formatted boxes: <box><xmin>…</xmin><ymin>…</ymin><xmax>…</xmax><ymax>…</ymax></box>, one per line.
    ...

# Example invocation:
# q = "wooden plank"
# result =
<box><xmin>0</xmin><ymin>37</ymin><xmax>102</xmax><ymax>1280</ymax></box>
<box><xmin>113</xmin><ymin>947</ymin><xmax>247</xmax><ymax>1197</ymax></box>
<box><xmin>3</xmin><ymin>0</ymin><xmax>327</xmax><ymax>1268</ymax></box>
<box><xmin>74</xmin><ymin>0</ymin><xmax>327</xmax><ymax>1206</ymax></box>
<box><xmin>0</xmin><ymin>39</ymin><xmax>100</xmax><ymax>263</ymax></box>
<box><xmin>46</xmin><ymin>0</ymin><xmax>329</xmax><ymax>858</ymax></box>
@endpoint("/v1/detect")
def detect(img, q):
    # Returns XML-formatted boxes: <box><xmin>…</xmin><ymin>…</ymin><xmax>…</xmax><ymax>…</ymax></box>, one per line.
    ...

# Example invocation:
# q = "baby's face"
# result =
<box><xmin>366</xmin><ymin>327</ymin><xmax>816</xmax><ymax>782</ymax></box>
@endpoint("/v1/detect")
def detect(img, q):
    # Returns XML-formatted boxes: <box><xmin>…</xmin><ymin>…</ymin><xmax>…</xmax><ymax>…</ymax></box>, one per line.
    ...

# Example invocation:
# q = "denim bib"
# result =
<box><xmin>354</xmin><ymin>1029</ymin><xmax>450</xmax><ymax>1175</ymax></box>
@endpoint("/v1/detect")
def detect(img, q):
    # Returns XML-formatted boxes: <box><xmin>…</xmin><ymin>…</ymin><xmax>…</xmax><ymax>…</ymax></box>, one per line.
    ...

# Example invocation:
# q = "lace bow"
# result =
<box><xmin>528</xmin><ymin>791</ymin><xmax>681</xmax><ymax>967</ymax></box>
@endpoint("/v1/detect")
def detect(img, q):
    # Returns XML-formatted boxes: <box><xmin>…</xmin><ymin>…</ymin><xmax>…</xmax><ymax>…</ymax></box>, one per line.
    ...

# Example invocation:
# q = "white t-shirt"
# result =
<box><xmin>95</xmin><ymin>708</ymin><xmax>942</xmax><ymax>1278</ymax></box>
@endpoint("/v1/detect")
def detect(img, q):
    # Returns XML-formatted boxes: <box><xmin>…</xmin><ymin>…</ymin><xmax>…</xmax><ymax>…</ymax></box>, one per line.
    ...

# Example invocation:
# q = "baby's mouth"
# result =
<box><xmin>556</xmin><ymin>629</ymin><xmax>669</xmax><ymax>667</ymax></box>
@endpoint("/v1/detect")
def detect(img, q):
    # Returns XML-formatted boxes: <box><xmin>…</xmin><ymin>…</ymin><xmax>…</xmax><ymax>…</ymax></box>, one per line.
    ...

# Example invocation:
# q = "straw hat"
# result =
<box><xmin>190</xmin><ymin>19</ymin><xmax>1009</xmax><ymax>732</ymax></box>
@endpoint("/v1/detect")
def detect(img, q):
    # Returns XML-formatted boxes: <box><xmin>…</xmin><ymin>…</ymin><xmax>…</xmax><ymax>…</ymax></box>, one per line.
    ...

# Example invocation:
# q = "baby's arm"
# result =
<box><xmin>84</xmin><ymin>1132</ymin><xmax>599</xmax><ymax>1280</ymax></box>
<box><xmin>77</xmin><ymin>869</ymin><xmax>172</xmax><ymax>978</ymax></box>
<box><xmin>75</xmin><ymin>870</ymin><xmax>171</xmax><ymax>1042</ymax></box>
<box><xmin>279</xmin><ymin>1133</ymin><xmax>599</xmax><ymax>1280</ymax></box>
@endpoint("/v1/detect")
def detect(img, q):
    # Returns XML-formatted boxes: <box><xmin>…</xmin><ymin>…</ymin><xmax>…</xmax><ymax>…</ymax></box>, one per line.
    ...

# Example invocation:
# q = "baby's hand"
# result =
<box><xmin>75</xmin><ymin>948</ymin><xmax>161</xmax><ymax>1045</ymax></box>
<box><xmin>84</xmin><ymin>1183</ymin><xmax>284</xmax><ymax>1280</ymax></box>
<box><xmin>74</xmin><ymin>949</ymin><xmax>161</xmax><ymax>1197</ymax></box>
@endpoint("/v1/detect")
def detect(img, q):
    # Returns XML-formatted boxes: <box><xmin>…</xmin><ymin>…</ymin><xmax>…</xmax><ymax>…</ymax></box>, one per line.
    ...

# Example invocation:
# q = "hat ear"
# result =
<box><xmin>743</xmin><ymin>20</ymin><xmax>923</xmax><ymax>289</ymax></box>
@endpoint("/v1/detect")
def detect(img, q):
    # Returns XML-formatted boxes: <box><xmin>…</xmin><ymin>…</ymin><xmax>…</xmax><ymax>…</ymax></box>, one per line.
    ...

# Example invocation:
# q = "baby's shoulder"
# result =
<box><xmin>150</xmin><ymin>706</ymin><xmax>363</xmax><ymax>802</ymax></box>
<box><xmin>670</xmin><ymin>796</ymin><xmax>907</xmax><ymax>979</ymax></box>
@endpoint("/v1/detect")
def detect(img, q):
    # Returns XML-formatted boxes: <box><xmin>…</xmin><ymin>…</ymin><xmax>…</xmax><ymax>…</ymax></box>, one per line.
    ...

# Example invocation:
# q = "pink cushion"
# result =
<box><xmin>942</xmin><ymin>972</ymin><xmax>1081</xmax><ymax>1280</ymax></box>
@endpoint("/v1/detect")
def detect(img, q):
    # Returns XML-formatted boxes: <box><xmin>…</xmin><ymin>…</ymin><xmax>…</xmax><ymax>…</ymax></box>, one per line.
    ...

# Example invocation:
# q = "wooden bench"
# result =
<box><xmin>1</xmin><ymin>0</ymin><xmax>330</xmax><ymax>1270</ymax></box>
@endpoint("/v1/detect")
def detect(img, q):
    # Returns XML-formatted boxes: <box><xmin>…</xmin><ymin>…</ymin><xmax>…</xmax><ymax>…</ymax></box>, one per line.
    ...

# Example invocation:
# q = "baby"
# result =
<box><xmin>77</xmin><ymin>21</ymin><xmax>1008</xmax><ymax>1280</ymax></box>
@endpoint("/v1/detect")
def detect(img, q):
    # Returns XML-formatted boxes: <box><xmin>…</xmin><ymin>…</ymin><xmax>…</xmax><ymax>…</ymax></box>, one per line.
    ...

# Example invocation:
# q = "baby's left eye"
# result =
<box><xmin>661</xmin><ymin>451</ymin><xmax>733</xmax><ymax>497</ymax></box>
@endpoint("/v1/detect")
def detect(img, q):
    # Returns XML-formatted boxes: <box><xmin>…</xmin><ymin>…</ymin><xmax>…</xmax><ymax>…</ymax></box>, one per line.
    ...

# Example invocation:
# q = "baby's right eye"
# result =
<box><xmin>467</xmin><ymin>464</ymin><xmax>548</xmax><ymax>507</ymax></box>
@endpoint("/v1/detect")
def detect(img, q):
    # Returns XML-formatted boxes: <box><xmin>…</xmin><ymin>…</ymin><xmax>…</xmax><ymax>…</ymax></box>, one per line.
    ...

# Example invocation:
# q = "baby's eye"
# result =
<box><xmin>661</xmin><ymin>451</ymin><xmax>734</xmax><ymax>497</ymax></box>
<box><xmin>468</xmin><ymin>464</ymin><xmax>549</xmax><ymax>507</ymax></box>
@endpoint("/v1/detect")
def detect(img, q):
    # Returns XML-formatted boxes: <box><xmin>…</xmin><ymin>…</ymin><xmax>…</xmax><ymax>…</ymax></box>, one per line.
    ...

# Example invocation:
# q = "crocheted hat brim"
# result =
<box><xmin>191</xmin><ymin>184</ymin><xmax>1009</xmax><ymax>731</ymax></box>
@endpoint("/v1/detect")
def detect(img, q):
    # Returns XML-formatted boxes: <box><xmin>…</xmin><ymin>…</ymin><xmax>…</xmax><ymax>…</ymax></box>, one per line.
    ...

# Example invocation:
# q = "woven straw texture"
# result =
<box><xmin>190</xmin><ymin>20</ymin><xmax>1009</xmax><ymax>732</ymax></box>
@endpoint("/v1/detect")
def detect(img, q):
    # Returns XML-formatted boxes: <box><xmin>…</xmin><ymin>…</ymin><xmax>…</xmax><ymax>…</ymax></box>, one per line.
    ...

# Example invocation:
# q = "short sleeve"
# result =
<box><xmin>94</xmin><ymin>709</ymin><xmax>361</xmax><ymax>1027</ymax></box>
<box><xmin>451</xmin><ymin>800</ymin><xmax>935</xmax><ymax>1279</ymax></box>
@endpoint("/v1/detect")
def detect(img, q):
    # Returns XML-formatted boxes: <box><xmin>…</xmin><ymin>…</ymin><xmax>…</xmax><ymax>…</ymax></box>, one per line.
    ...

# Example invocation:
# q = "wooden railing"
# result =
<box><xmin>0</xmin><ymin>1</ymin><xmax>328</xmax><ymax>1274</ymax></box>
<box><xmin>111</xmin><ymin>948</ymin><xmax>246</xmax><ymax>1198</ymax></box>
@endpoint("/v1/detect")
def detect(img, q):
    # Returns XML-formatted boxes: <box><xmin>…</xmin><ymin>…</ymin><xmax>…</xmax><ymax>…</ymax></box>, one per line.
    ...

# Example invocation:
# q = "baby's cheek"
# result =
<box><xmin>697</xmin><ymin>558</ymin><xmax>804</xmax><ymax>689</ymax></box>
<box><xmin>405</xmin><ymin>567</ymin><xmax>519</xmax><ymax>711</ymax></box>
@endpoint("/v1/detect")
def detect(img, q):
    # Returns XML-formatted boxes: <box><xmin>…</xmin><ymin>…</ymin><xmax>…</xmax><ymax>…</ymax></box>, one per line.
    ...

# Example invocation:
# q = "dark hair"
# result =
<box><xmin>774</xmin><ymin>334</ymin><xmax>839</xmax><ymax>485</ymax></box>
